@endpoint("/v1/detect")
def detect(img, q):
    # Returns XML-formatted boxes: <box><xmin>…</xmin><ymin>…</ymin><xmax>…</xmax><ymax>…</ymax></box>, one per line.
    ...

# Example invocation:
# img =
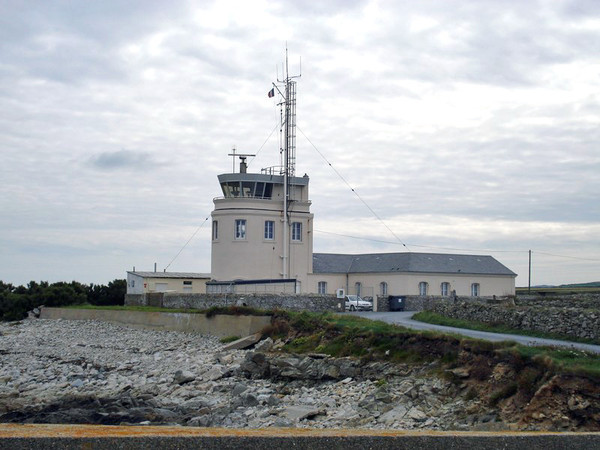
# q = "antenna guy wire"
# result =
<box><xmin>164</xmin><ymin>217</ymin><xmax>209</xmax><ymax>272</ymax></box>
<box><xmin>298</xmin><ymin>126</ymin><xmax>410</xmax><ymax>250</ymax></box>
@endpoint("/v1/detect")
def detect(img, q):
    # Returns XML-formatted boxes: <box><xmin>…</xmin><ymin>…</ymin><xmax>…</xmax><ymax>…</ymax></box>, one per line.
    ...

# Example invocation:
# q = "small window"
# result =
<box><xmin>183</xmin><ymin>280</ymin><xmax>192</xmax><ymax>285</ymax></box>
<box><xmin>264</xmin><ymin>220</ymin><xmax>274</xmax><ymax>240</ymax></box>
<box><xmin>355</xmin><ymin>282</ymin><xmax>362</xmax><ymax>297</ymax></box>
<box><xmin>235</xmin><ymin>219</ymin><xmax>246</xmax><ymax>240</ymax></box>
<box><xmin>292</xmin><ymin>222</ymin><xmax>302</xmax><ymax>241</ymax></box>
<box><xmin>318</xmin><ymin>281</ymin><xmax>327</xmax><ymax>294</ymax></box>
<box><xmin>380</xmin><ymin>282</ymin><xmax>388</xmax><ymax>296</ymax></box>
<box><xmin>131</xmin><ymin>280</ymin><xmax>135</xmax><ymax>288</ymax></box>
<box><xmin>471</xmin><ymin>283</ymin><xmax>480</xmax><ymax>297</ymax></box>
<box><xmin>441</xmin><ymin>282</ymin><xmax>449</xmax><ymax>296</ymax></box>
<box><xmin>419</xmin><ymin>281</ymin><xmax>428</xmax><ymax>296</ymax></box>
<box><xmin>212</xmin><ymin>220</ymin><xmax>218</xmax><ymax>240</ymax></box>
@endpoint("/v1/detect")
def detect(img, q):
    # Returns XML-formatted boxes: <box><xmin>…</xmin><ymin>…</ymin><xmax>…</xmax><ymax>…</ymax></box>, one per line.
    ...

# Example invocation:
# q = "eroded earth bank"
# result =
<box><xmin>0</xmin><ymin>318</ymin><xmax>599</xmax><ymax>431</ymax></box>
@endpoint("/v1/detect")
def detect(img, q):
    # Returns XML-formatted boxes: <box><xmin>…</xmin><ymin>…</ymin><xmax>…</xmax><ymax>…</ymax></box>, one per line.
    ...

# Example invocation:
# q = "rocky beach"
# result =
<box><xmin>0</xmin><ymin>318</ymin><xmax>506</xmax><ymax>430</ymax></box>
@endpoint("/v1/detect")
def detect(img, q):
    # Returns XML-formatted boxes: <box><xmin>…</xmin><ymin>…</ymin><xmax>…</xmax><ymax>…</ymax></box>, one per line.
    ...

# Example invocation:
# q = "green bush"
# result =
<box><xmin>0</xmin><ymin>279</ymin><xmax>126</xmax><ymax>321</ymax></box>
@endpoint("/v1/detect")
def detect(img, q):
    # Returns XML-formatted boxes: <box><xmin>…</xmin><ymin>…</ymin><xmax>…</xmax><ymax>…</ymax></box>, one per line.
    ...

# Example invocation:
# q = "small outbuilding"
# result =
<box><xmin>126</xmin><ymin>271</ymin><xmax>211</xmax><ymax>295</ymax></box>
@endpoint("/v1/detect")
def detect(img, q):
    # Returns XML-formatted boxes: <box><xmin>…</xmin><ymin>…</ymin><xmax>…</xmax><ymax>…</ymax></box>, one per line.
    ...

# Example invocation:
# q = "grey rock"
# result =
<box><xmin>255</xmin><ymin>337</ymin><xmax>274</xmax><ymax>352</ymax></box>
<box><xmin>173</xmin><ymin>370</ymin><xmax>196</xmax><ymax>385</ymax></box>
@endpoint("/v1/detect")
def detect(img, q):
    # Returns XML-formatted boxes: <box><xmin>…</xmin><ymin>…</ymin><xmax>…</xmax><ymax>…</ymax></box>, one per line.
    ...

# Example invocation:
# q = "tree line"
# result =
<box><xmin>0</xmin><ymin>279</ymin><xmax>126</xmax><ymax>321</ymax></box>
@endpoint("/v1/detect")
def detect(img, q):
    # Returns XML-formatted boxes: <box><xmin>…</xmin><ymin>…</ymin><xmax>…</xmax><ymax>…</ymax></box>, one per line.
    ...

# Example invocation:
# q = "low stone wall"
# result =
<box><xmin>126</xmin><ymin>293</ymin><xmax>344</xmax><ymax>313</ymax></box>
<box><xmin>375</xmin><ymin>295</ymin><xmax>510</xmax><ymax>312</ymax></box>
<box><xmin>516</xmin><ymin>293</ymin><xmax>600</xmax><ymax>309</ymax></box>
<box><xmin>429</xmin><ymin>301</ymin><xmax>600</xmax><ymax>342</ymax></box>
<box><xmin>39</xmin><ymin>307</ymin><xmax>272</xmax><ymax>338</ymax></box>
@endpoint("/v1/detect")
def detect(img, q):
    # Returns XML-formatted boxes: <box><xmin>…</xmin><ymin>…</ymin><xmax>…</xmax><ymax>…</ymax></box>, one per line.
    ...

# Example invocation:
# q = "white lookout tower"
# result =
<box><xmin>209</xmin><ymin>53</ymin><xmax>313</xmax><ymax>293</ymax></box>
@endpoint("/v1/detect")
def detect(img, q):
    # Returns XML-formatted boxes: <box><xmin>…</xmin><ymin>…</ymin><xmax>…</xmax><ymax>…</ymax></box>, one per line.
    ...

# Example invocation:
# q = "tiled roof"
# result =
<box><xmin>313</xmin><ymin>252</ymin><xmax>516</xmax><ymax>276</ymax></box>
<box><xmin>127</xmin><ymin>272</ymin><xmax>211</xmax><ymax>279</ymax></box>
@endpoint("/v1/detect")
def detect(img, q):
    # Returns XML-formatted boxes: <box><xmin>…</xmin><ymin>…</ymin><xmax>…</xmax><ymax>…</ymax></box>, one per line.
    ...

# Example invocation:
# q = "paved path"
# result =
<box><xmin>353</xmin><ymin>311</ymin><xmax>600</xmax><ymax>354</ymax></box>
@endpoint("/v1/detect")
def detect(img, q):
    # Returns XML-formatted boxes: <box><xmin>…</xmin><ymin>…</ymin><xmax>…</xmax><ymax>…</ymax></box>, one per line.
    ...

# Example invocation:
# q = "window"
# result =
<box><xmin>318</xmin><ymin>281</ymin><xmax>327</xmax><ymax>294</ymax></box>
<box><xmin>291</xmin><ymin>222</ymin><xmax>302</xmax><ymax>241</ymax></box>
<box><xmin>419</xmin><ymin>282</ymin><xmax>428</xmax><ymax>296</ymax></box>
<box><xmin>441</xmin><ymin>282</ymin><xmax>450</xmax><ymax>296</ymax></box>
<box><xmin>355</xmin><ymin>282</ymin><xmax>362</xmax><ymax>297</ymax></box>
<box><xmin>183</xmin><ymin>281</ymin><xmax>192</xmax><ymax>285</ymax></box>
<box><xmin>264</xmin><ymin>220</ymin><xmax>274</xmax><ymax>240</ymax></box>
<box><xmin>380</xmin><ymin>282</ymin><xmax>388</xmax><ymax>296</ymax></box>
<box><xmin>235</xmin><ymin>219</ymin><xmax>246</xmax><ymax>239</ymax></box>
<box><xmin>212</xmin><ymin>220</ymin><xmax>218</xmax><ymax>240</ymax></box>
<box><xmin>471</xmin><ymin>283</ymin><xmax>480</xmax><ymax>297</ymax></box>
<box><xmin>131</xmin><ymin>280</ymin><xmax>135</xmax><ymax>288</ymax></box>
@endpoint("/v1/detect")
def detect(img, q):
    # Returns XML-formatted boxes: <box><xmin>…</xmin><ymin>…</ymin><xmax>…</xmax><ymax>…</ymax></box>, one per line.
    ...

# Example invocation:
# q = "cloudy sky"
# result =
<box><xmin>1</xmin><ymin>0</ymin><xmax>599</xmax><ymax>287</ymax></box>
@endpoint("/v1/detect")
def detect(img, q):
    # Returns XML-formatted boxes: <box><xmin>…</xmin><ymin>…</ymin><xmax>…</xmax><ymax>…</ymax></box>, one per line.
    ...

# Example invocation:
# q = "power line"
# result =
<box><xmin>298</xmin><ymin>125</ymin><xmax>410</xmax><ymax>250</ymax></box>
<box><xmin>314</xmin><ymin>229</ymin><xmax>526</xmax><ymax>254</ymax></box>
<box><xmin>315</xmin><ymin>228</ymin><xmax>599</xmax><ymax>263</ymax></box>
<box><xmin>164</xmin><ymin>217</ymin><xmax>209</xmax><ymax>271</ymax></box>
<box><xmin>532</xmin><ymin>250</ymin><xmax>600</xmax><ymax>262</ymax></box>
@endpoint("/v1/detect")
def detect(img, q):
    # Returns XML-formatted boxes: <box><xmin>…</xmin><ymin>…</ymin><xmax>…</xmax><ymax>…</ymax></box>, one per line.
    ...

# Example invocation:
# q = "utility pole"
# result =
<box><xmin>528</xmin><ymin>250</ymin><xmax>532</xmax><ymax>294</ymax></box>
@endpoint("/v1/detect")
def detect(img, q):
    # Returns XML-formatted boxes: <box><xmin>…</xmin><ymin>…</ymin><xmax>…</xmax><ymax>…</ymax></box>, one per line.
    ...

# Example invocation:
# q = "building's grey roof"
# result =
<box><xmin>127</xmin><ymin>271</ymin><xmax>211</xmax><ymax>279</ymax></box>
<box><xmin>312</xmin><ymin>252</ymin><xmax>517</xmax><ymax>276</ymax></box>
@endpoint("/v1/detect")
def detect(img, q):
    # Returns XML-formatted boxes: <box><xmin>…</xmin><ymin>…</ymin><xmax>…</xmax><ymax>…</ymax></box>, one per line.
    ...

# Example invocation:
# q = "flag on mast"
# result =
<box><xmin>267</xmin><ymin>88</ymin><xmax>275</xmax><ymax>98</ymax></box>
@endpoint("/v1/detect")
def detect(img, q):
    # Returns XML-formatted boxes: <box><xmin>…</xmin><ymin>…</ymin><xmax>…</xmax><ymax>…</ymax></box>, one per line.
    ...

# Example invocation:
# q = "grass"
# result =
<box><xmin>412</xmin><ymin>310</ymin><xmax>600</xmax><ymax>346</ymax></box>
<box><xmin>220</xmin><ymin>335</ymin><xmax>241</xmax><ymax>344</ymax></box>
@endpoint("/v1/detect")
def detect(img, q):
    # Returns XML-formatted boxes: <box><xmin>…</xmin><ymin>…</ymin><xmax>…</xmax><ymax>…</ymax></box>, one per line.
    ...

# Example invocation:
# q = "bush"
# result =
<box><xmin>0</xmin><ymin>279</ymin><xmax>126</xmax><ymax>321</ymax></box>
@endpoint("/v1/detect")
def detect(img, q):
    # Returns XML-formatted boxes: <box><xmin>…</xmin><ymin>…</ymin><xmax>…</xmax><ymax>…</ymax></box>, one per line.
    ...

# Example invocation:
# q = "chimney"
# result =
<box><xmin>240</xmin><ymin>156</ymin><xmax>247</xmax><ymax>173</ymax></box>
<box><xmin>154</xmin><ymin>262</ymin><xmax>157</xmax><ymax>272</ymax></box>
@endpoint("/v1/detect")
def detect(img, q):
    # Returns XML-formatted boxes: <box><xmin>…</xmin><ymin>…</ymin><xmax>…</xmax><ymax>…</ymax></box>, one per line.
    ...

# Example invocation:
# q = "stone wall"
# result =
<box><xmin>375</xmin><ymin>295</ymin><xmax>509</xmax><ymax>312</ymax></box>
<box><xmin>125</xmin><ymin>293</ymin><xmax>343</xmax><ymax>313</ymax></box>
<box><xmin>429</xmin><ymin>299</ymin><xmax>600</xmax><ymax>341</ymax></box>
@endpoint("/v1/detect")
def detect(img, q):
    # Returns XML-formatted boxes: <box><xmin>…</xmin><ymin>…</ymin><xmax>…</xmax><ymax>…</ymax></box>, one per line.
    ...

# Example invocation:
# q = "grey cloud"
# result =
<box><xmin>89</xmin><ymin>150</ymin><xmax>154</xmax><ymax>170</ymax></box>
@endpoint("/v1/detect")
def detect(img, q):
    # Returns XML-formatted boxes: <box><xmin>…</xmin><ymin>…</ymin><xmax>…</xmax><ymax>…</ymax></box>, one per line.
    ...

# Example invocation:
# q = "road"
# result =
<box><xmin>353</xmin><ymin>311</ymin><xmax>600</xmax><ymax>354</ymax></box>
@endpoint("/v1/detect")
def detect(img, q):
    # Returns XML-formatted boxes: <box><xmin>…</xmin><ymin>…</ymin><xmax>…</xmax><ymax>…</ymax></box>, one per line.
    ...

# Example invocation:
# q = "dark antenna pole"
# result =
<box><xmin>528</xmin><ymin>250</ymin><xmax>532</xmax><ymax>294</ymax></box>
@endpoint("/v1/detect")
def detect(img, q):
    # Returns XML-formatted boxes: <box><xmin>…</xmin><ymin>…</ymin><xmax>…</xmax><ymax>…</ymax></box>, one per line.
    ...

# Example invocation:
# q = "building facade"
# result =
<box><xmin>126</xmin><ymin>271</ymin><xmax>211</xmax><ymax>295</ymax></box>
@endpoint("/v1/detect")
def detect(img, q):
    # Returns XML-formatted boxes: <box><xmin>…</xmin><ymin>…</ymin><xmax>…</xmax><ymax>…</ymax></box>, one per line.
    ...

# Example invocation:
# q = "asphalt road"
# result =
<box><xmin>353</xmin><ymin>311</ymin><xmax>600</xmax><ymax>354</ymax></box>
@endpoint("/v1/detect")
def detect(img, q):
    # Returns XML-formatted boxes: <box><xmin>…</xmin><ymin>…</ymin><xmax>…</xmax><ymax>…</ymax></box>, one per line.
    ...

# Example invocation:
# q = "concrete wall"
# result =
<box><xmin>125</xmin><ymin>293</ymin><xmax>344</xmax><ymax>313</ymax></box>
<box><xmin>39</xmin><ymin>307</ymin><xmax>272</xmax><ymax>338</ymax></box>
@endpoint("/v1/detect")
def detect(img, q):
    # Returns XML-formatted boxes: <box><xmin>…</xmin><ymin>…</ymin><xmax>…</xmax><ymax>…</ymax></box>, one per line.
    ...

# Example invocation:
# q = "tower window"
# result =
<box><xmin>291</xmin><ymin>222</ymin><xmax>302</xmax><ymax>241</ymax></box>
<box><xmin>212</xmin><ymin>220</ymin><xmax>218</xmax><ymax>240</ymax></box>
<box><xmin>264</xmin><ymin>220</ymin><xmax>274</xmax><ymax>240</ymax></box>
<box><xmin>235</xmin><ymin>219</ymin><xmax>246</xmax><ymax>240</ymax></box>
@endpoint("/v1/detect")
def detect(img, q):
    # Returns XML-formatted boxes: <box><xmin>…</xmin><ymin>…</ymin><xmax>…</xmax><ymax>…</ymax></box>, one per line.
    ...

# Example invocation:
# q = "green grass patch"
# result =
<box><xmin>412</xmin><ymin>310</ymin><xmax>600</xmax><ymax>346</ymax></box>
<box><xmin>220</xmin><ymin>335</ymin><xmax>241</xmax><ymax>344</ymax></box>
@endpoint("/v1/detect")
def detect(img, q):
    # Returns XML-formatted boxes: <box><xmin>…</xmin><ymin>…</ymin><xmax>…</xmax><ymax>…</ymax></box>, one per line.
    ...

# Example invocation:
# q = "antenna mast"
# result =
<box><xmin>273</xmin><ymin>46</ymin><xmax>300</xmax><ymax>279</ymax></box>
